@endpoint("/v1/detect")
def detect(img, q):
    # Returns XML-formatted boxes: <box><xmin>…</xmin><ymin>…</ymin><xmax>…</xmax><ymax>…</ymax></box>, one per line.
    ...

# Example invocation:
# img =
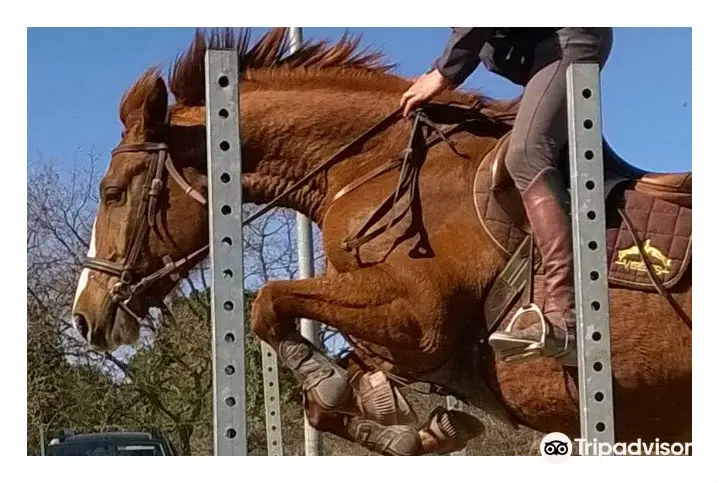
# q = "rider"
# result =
<box><xmin>400</xmin><ymin>28</ymin><xmax>613</xmax><ymax>364</ymax></box>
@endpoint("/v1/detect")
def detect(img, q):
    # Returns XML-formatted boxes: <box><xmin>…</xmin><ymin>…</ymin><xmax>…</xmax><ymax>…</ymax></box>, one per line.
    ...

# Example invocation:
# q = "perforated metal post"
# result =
<box><xmin>206</xmin><ymin>49</ymin><xmax>247</xmax><ymax>456</ymax></box>
<box><xmin>260</xmin><ymin>338</ymin><xmax>283</xmax><ymax>455</ymax></box>
<box><xmin>566</xmin><ymin>62</ymin><xmax>615</xmax><ymax>448</ymax></box>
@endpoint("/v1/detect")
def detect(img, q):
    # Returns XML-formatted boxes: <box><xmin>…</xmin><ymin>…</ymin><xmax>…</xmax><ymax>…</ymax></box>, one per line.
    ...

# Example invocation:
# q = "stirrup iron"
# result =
<box><xmin>489</xmin><ymin>303</ymin><xmax>576</xmax><ymax>365</ymax></box>
<box><xmin>491</xmin><ymin>303</ymin><xmax>549</xmax><ymax>363</ymax></box>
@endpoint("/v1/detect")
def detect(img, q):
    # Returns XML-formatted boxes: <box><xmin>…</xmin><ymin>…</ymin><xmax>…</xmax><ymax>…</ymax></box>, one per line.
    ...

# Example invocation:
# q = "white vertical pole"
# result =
<box><xmin>39</xmin><ymin>425</ymin><xmax>46</xmax><ymax>456</ymax></box>
<box><xmin>290</xmin><ymin>26</ymin><xmax>323</xmax><ymax>457</ymax></box>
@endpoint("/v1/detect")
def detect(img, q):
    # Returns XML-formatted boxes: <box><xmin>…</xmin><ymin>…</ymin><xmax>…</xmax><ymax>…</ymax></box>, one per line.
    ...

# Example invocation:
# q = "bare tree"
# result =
<box><xmin>27</xmin><ymin>148</ymin><xmax>344</xmax><ymax>455</ymax></box>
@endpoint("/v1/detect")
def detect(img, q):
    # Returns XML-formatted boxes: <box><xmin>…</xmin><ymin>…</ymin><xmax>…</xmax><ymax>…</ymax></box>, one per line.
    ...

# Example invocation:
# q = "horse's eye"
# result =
<box><xmin>104</xmin><ymin>187</ymin><xmax>125</xmax><ymax>206</ymax></box>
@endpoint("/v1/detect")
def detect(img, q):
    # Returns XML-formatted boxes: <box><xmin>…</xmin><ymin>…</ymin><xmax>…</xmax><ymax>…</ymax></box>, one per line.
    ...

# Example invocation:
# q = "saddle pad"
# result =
<box><xmin>473</xmin><ymin>152</ymin><xmax>530</xmax><ymax>258</ymax></box>
<box><xmin>473</xmin><ymin>156</ymin><xmax>692</xmax><ymax>292</ymax></box>
<box><xmin>606</xmin><ymin>189</ymin><xmax>691</xmax><ymax>290</ymax></box>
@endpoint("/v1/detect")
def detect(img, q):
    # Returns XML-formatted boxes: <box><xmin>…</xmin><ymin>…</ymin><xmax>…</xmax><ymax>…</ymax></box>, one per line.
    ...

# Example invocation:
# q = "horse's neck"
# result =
<box><xmin>240</xmin><ymin>87</ymin><xmax>406</xmax><ymax>223</ymax></box>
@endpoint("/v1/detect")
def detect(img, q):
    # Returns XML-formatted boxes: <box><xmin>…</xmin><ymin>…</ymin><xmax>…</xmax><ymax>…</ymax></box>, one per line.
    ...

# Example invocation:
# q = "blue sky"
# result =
<box><xmin>28</xmin><ymin>27</ymin><xmax>691</xmax><ymax>174</ymax></box>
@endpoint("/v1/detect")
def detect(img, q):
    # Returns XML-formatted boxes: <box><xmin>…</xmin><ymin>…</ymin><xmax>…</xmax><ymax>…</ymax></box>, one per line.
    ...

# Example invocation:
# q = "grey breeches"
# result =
<box><xmin>505</xmin><ymin>27</ymin><xmax>614</xmax><ymax>192</ymax></box>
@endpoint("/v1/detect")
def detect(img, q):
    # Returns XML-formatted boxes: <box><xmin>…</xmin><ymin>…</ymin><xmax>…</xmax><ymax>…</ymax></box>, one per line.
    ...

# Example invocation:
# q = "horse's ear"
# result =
<box><xmin>142</xmin><ymin>77</ymin><xmax>168</xmax><ymax>135</ymax></box>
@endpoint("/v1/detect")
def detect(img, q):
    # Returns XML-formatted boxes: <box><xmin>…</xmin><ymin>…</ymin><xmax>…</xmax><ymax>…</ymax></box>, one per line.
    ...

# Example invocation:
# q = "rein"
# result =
<box><xmin>336</xmin><ymin>107</ymin><xmax>484</xmax><ymax>254</ymax></box>
<box><xmin>617</xmin><ymin>208</ymin><xmax>692</xmax><ymax>328</ymax></box>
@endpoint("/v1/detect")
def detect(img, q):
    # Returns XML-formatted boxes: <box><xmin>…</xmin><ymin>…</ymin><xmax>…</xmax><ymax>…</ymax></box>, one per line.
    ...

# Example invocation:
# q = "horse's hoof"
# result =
<box><xmin>419</xmin><ymin>407</ymin><xmax>484</xmax><ymax>454</ymax></box>
<box><xmin>347</xmin><ymin>418</ymin><xmax>422</xmax><ymax>456</ymax></box>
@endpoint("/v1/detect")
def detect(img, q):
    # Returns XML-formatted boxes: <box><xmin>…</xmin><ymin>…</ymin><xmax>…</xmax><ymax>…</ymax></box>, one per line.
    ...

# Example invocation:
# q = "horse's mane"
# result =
<box><xmin>119</xmin><ymin>28</ymin><xmax>519</xmax><ymax>126</ymax></box>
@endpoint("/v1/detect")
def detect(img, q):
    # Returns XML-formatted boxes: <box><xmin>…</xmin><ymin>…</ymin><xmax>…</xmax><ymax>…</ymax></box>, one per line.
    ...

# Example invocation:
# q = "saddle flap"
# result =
<box><xmin>489</xmin><ymin>131</ymin><xmax>513</xmax><ymax>192</ymax></box>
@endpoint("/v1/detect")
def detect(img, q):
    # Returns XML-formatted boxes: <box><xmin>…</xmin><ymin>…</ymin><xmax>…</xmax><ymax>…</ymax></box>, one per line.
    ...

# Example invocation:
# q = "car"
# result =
<box><xmin>44</xmin><ymin>428</ymin><xmax>178</xmax><ymax>456</ymax></box>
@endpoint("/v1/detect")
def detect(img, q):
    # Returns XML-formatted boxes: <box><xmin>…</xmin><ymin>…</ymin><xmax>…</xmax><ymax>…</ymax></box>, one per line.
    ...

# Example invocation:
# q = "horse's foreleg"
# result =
<box><xmin>251</xmin><ymin>265</ymin><xmax>430</xmax><ymax>350</ymax></box>
<box><xmin>307</xmin><ymin>408</ymin><xmax>423</xmax><ymax>456</ymax></box>
<box><xmin>250</xmin><ymin>265</ymin><xmax>437</xmax><ymax>413</ymax></box>
<box><xmin>291</xmin><ymin>361</ymin><xmax>421</xmax><ymax>455</ymax></box>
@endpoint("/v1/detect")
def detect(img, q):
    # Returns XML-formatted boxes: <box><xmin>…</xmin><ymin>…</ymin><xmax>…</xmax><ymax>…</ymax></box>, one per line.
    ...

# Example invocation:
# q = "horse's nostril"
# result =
<box><xmin>74</xmin><ymin>314</ymin><xmax>89</xmax><ymax>341</ymax></box>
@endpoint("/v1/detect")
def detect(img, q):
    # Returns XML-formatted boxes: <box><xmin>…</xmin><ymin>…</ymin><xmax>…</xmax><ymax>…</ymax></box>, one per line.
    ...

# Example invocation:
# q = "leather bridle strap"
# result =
<box><xmin>127</xmin><ymin>244</ymin><xmax>210</xmax><ymax>296</ymax></box>
<box><xmin>83</xmin><ymin>142</ymin><xmax>167</xmax><ymax>288</ymax></box>
<box><xmin>123</xmin><ymin>143</ymin><xmax>164</xmax><ymax>275</ymax></box>
<box><xmin>166</xmin><ymin>155</ymin><xmax>207</xmax><ymax>205</ymax></box>
<box><xmin>83</xmin><ymin>141</ymin><xmax>208</xmax><ymax>303</ymax></box>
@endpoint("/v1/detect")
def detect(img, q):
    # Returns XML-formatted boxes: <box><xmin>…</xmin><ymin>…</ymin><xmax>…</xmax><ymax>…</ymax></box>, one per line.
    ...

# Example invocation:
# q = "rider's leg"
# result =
<box><xmin>488</xmin><ymin>28</ymin><xmax>613</xmax><ymax>364</ymax></box>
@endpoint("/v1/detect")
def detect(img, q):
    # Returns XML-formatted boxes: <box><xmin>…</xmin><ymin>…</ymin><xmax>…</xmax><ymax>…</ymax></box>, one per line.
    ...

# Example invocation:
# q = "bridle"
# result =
<box><xmin>82</xmin><ymin>140</ymin><xmax>209</xmax><ymax>321</ymax></box>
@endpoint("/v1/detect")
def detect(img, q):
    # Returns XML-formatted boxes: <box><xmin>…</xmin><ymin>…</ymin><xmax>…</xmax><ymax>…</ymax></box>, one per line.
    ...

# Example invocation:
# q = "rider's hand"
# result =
<box><xmin>400</xmin><ymin>69</ymin><xmax>451</xmax><ymax>117</ymax></box>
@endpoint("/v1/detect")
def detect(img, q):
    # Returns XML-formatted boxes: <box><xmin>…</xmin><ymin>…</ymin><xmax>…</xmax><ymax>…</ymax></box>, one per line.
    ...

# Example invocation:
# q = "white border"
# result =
<box><xmin>7</xmin><ymin>0</ymin><xmax>715</xmax><ymax>479</ymax></box>
<box><xmin>10</xmin><ymin>0</ymin><xmax>712</xmax><ymax>26</ymax></box>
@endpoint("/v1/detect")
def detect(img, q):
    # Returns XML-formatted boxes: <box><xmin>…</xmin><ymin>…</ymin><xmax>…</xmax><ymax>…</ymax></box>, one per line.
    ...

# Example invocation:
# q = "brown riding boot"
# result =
<box><xmin>488</xmin><ymin>168</ymin><xmax>577</xmax><ymax>366</ymax></box>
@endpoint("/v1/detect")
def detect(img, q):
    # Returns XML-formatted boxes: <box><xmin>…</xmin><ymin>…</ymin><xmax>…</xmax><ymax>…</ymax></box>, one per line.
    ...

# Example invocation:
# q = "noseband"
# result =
<box><xmin>82</xmin><ymin>141</ymin><xmax>209</xmax><ymax>321</ymax></box>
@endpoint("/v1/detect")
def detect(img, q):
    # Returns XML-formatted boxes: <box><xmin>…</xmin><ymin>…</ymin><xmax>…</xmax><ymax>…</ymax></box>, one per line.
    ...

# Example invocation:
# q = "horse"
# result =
<box><xmin>71</xmin><ymin>28</ymin><xmax>692</xmax><ymax>455</ymax></box>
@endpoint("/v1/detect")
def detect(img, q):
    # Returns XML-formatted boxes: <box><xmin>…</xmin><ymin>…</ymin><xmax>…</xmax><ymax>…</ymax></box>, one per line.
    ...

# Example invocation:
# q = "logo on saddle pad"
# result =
<box><xmin>614</xmin><ymin>239</ymin><xmax>672</xmax><ymax>276</ymax></box>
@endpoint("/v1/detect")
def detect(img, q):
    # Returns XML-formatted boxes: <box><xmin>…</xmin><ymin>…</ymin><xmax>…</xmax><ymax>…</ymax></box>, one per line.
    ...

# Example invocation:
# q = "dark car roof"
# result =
<box><xmin>62</xmin><ymin>432</ymin><xmax>156</xmax><ymax>442</ymax></box>
<box><xmin>45</xmin><ymin>430</ymin><xmax>177</xmax><ymax>455</ymax></box>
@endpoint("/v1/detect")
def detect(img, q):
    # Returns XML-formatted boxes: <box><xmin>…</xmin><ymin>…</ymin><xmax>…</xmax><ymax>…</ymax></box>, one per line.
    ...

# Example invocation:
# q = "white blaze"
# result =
<box><xmin>73</xmin><ymin>219</ymin><xmax>97</xmax><ymax>312</ymax></box>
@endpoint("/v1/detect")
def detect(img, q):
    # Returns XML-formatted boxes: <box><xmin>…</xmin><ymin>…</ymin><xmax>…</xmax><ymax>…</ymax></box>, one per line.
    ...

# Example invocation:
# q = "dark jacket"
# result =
<box><xmin>432</xmin><ymin>27</ymin><xmax>563</xmax><ymax>86</ymax></box>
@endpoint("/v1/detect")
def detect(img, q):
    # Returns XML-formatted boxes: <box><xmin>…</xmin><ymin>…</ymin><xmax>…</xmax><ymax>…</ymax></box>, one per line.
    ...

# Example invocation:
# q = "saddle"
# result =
<box><xmin>475</xmin><ymin>130</ymin><xmax>692</xmax><ymax>334</ymax></box>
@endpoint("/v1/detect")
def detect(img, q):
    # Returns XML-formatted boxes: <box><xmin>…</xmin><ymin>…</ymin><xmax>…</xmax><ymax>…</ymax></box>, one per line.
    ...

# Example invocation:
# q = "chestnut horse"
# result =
<box><xmin>71</xmin><ymin>28</ymin><xmax>692</xmax><ymax>455</ymax></box>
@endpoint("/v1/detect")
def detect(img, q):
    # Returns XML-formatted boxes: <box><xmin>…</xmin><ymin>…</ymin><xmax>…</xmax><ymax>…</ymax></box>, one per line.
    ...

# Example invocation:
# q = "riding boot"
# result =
<box><xmin>488</xmin><ymin>167</ymin><xmax>577</xmax><ymax>366</ymax></box>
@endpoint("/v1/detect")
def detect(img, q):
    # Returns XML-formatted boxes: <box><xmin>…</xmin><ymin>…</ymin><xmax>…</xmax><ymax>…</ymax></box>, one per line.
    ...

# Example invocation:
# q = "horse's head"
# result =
<box><xmin>72</xmin><ymin>70</ymin><xmax>209</xmax><ymax>351</ymax></box>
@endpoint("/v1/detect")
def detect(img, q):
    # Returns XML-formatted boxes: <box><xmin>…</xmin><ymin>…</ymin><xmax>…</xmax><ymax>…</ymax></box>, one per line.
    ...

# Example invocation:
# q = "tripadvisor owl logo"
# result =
<box><xmin>540</xmin><ymin>432</ymin><xmax>572</xmax><ymax>463</ymax></box>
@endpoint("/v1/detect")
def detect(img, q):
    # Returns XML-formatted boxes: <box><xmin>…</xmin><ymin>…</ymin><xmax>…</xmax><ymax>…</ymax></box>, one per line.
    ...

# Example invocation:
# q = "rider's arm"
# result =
<box><xmin>432</xmin><ymin>27</ymin><xmax>494</xmax><ymax>87</ymax></box>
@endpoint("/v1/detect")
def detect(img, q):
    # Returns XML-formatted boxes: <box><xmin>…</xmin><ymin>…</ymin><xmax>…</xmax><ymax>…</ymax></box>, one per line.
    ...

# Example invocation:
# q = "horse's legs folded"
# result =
<box><xmin>250</xmin><ymin>264</ymin><xmax>445</xmax><ymax>412</ymax></box>
<box><xmin>251</xmin><ymin>265</ymin><xmax>429</xmax><ymax>350</ymax></box>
